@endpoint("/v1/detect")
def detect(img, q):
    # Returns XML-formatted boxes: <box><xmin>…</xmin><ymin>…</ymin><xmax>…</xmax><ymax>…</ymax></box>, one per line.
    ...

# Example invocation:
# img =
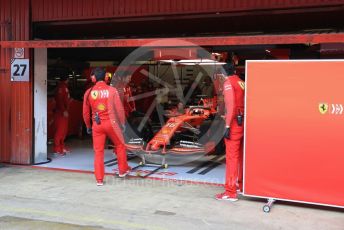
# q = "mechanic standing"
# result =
<box><xmin>83</xmin><ymin>68</ymin><xmax>131</xmax><ymax>186</ymax></box>
<box><xmin>216</xmin><ymin>62</ymin><xmax>245</xmax><ymax>202</ymax></box>
<box><xmin>117</xmin><ymin>70</ymin><xmax>136</xmax><ymax>118</ymax></box>
<box><xmin>54</xmin><ymin>76</ymin><xmax>70</xmax><ymax>156</ymax></box>
<box><xmin>105</xmin><ymin>72</ymin><xmax>113</xmax><ymax>85</ymax></box>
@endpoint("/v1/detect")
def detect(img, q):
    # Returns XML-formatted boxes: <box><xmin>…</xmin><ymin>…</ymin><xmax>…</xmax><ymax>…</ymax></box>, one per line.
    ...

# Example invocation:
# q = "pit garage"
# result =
<box><xmin>37</xmin><ymin>45</ymin><xmax>232</xmax><ymax>184</ymax></box>
<box><xmin>12</xmin><ymin>37</ymin><xmax>338</xmax><ymax>184</ymax></box>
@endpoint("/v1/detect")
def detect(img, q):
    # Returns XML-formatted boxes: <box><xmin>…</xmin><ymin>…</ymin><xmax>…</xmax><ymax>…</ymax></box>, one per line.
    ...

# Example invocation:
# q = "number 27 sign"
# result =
<box><xmin>11</xmin><ymin>59</ymin><xmax>29</xmax><ymax>82</ymax></box>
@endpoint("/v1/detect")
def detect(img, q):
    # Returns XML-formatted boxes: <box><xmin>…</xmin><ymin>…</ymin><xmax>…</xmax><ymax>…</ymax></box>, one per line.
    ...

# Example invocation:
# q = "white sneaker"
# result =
<box><xmin>118</xmin><ymin>167</ymin><xmax>132</xmax><ymax>178</ymax></box>
<box><xmin>215</xmin><ymin>192</ymin><xmax>238</xmax><ymax>202</ymax></box>
<box><xmin>96</xmin><ymin>180</ymin><xmax>104</xmax><ymax>186</ymax></box>
<box><xmin>54</xmin><ymin>152</ymin><xmax>66</xmax><ymax>157</ymax></box>
<box><xmin>228</xmin><ymin>197</ymin><xmax>239</xmax><ymax>202</ymax></box>
<box><xmin>63</xmin><ymin>148</ymin><xmax>71</xmax><ymax>154</ymax></box>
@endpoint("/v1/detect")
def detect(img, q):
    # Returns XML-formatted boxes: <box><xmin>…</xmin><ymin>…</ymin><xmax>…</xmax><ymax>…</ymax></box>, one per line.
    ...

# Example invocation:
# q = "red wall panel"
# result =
<box><xmin>0</xmin><ymin>0</ymin><xmax>32</xmax><ymax>164</ymax></box>
<box><xmin>31</xmin><ymin>0</ymin><xmax>344</xmax><ymax>22</ymax></box>
<box><xmin>0</xmin><ymin>0</ymin><xmax>12</xmax><ymax>163</ymax></box>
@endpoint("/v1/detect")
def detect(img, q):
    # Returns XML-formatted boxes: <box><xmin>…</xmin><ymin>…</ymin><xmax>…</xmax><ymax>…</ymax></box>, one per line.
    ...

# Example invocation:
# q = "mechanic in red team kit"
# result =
<box><xmin>53</xmin><ymin>75</ymin><xmax>70</xmax><ymax>156</ymax></box>
<box><xmin>115</xmin><ymin>70</ymin><xmax>136</xmax><ymax>118</ymax></box>
<box><xmin>83</xmin><ymin>68</ymin><xmax>131</xmax><ymax>186</ymax></box>
<box><xmin>215</xmin><ymin>61</ymin><xmax>245</xmax><ymax>202</ymax></box>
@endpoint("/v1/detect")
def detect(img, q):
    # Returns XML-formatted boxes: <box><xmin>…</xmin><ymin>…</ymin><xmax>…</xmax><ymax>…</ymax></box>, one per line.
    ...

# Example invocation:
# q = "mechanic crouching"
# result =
<box><xmin>83</xmin><ymin>67</ymin><xmax>131</xmax><ymax>186</ymax></box>
<box><xmin>216</xmin><ymin>62</ymin><xmax>245</xmax><ymax>202</ymax></box>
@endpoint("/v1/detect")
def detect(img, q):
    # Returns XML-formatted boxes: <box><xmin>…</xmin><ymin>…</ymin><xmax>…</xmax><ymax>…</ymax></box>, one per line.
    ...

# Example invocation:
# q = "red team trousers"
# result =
<box><xmin>224</xmin><ymin>124</ymin><xmax>244</xmax><ymax>195</ymax></box>
<box><xmin>54</xmin><ymin>113</ymin><xmax>69</xmax><ymax>153</ymax></box>
<box><xmin>92</xmin><ymin>120</ymin><xmax>127</xmax><ymax>181</ymax></box>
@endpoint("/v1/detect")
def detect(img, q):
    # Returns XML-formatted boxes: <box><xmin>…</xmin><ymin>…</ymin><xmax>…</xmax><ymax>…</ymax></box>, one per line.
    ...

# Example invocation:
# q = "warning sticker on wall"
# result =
<box><xmin>14</xmin><ymin>48</ymin><xmax>25</xmax><ymax>59</ymax></box>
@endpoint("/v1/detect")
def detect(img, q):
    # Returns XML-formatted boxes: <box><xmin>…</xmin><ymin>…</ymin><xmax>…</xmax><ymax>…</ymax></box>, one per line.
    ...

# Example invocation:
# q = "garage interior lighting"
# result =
<box><xmin>159</xmin><ymin>60</ymin><xmax>175</xmax><ymax>63</ymax></box>
<box><xmin>159</xmin><ymin>59</ymin><xmax>226</xmax><ymax>65</ymax></box>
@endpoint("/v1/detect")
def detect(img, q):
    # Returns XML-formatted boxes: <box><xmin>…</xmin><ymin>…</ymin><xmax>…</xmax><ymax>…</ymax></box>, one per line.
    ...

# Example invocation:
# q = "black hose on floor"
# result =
<box><xmin>33</xmin><ymin>158</ymin><xmax>52</xmax><ymax>165</ymax></box>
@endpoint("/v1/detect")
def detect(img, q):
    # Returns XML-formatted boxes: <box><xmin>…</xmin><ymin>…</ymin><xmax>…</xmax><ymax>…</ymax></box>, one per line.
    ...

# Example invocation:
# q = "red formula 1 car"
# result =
<box><xmin>125</xmin><ymin>98</ymin><xmax>225</xmax><ymax>168</ymax></box>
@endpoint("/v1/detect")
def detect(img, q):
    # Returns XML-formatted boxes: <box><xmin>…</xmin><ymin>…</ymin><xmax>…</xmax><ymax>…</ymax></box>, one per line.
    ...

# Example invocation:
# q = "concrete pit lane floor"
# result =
<box><xmin>0</xmin><ymin>216</ymin><xmax>109</xmax><ymax>230</ymax></box>
<box><xmin>0</xmin><ymin>166</ymin><xmax>343</xmax><ymax>230</ymax></box>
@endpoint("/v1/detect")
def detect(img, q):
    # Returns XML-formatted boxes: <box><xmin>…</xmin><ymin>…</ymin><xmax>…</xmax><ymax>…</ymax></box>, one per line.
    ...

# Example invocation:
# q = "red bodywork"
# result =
<box><xmin>148</xmin><ymin>109</ymin><xmax>210</xmax><ymax>152</ymax></box>
<box><xmin>127</xmin><ymin>99</ymin><xmax>218</xmax><ymax>156</ymax></box>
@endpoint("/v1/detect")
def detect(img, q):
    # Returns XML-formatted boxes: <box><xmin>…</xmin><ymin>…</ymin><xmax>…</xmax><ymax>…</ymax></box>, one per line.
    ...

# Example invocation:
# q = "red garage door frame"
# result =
<box><xmin>1</xmin><ymin>33</ymin><xmax>344</xmax><ymax>48</ymax></box>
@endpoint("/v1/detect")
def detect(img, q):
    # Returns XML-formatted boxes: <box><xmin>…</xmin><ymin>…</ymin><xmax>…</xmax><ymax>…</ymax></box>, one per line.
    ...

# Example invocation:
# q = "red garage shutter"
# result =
<box><xmin>0</xmin><ymin>0</ymin><xmax>32</xmax><ymax>165</ymax></box>
<box><xmin>31</xmin><ymin>0</ymin><xmax>344</xmax><ymax>22</ymax></box>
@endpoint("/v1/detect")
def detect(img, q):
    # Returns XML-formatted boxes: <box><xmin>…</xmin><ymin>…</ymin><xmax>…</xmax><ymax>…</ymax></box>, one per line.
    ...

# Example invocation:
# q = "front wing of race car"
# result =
<box><xmin>126</xmin><ymin>138</ymin><xmax>208</xmax><ymax>165</ymax></box>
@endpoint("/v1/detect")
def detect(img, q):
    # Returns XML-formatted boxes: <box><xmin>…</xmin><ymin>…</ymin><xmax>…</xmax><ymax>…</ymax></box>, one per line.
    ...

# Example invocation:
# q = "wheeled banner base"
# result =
<box><xmin>263</xmin><ymin>199</ymin><xmax>275</xmax><ymax>213</ymax></box>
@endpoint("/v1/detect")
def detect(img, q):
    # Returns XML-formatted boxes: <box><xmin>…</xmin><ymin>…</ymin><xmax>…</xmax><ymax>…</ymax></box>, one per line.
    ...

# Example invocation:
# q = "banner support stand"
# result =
<box><xmin>263</xmin><ymin>199</ymin><xmax>276</xmax><ymax>213</ymax></box>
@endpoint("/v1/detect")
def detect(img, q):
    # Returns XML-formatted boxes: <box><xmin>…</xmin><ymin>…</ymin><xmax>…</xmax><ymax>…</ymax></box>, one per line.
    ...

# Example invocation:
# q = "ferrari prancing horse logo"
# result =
<box><xmin>91</xmin><ymin>90</ymin><xmax>98</xmax><ymax>100</ymax></box>
<box><xmin>238</xmin><ymin>81</ymin><xmax>245</xmax><ymax>90</ymax></box>
<box><xmin>318</xmin><ymin>103</ymin><xmax>328</xmax><ymax>114</ymax></box>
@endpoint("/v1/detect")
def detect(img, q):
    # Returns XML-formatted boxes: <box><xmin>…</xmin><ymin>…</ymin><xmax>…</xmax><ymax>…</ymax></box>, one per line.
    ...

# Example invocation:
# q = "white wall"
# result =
<box><xmin>34</xmin><ymin>48</ymin><xmax>48</xmax><ymax>163</ymax></box>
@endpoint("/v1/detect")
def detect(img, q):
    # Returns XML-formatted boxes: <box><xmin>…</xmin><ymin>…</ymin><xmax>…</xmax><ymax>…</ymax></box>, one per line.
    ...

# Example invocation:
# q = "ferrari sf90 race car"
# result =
<box><xmin>125</xmin><ymin>98</ymin><xmax>225</xmax><ymax>166</ymax></box>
